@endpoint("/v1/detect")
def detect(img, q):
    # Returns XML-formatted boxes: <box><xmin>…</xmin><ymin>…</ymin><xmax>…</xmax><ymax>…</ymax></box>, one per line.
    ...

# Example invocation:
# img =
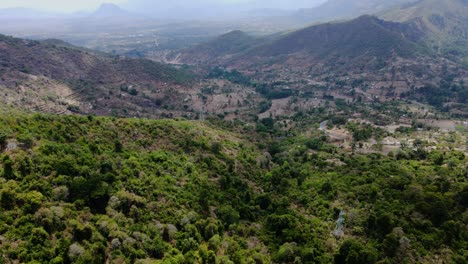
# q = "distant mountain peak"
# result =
<box><xmin>97</xmin><ymin>3</ymin><xmax>121</xmax><ymax>10</ymax></box>
<box><xmin>92</xmin><ymin>3</ymin><xmax>127</xmax><ymax>17</ymax></box>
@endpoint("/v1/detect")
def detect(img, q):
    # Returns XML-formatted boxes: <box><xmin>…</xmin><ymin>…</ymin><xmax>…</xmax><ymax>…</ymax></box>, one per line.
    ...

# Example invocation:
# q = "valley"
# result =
<box><xmin>0</xmin><ymin>0</ymin><xmax>466</xmax><ymax>263</ymax></box>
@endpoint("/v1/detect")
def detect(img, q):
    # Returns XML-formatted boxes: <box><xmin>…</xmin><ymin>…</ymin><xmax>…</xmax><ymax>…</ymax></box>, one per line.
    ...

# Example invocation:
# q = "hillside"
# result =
<box><xmin>176</xmin><ymin>15</ymin><xmax>467</xmax><ymax>115</ymax></box>
<box><xmin>247</xmin><ymin>15</ymin><xmax>424</xmax><ymax>60</ymax></box>
<box><xmin>0</xmin><ymin>111</ymin><xmax>466</xmax><ymax>263</ymax></box>
<box><xmin>174</xmin><ymin>30</ymin><xmax>262</xmax><ymax>65</ymax></box>
<box><xmin>0</xmin><ymin>34</ymin><xmax>193</xmax><ymax>117</ymax></box>
<box><xmin>91</xmin><ymin>3</ymin><xmax>130</xmax><ymax>18</ymax></box>
<box><xmin>380</xmin><ymin>0</ymin><xmax>468</xmax><ymax>58</ymax></box>
<box><xmin>0</xmin><ymin>2</ymin><xmax>467</xmax><ymax>263</ymax></box>
<box><xmin>177</xmin><ymin>1</ymin><xmax>468</xmax><ymax>68</ymax></box>
<box><xmin>179</xmin><ymin>15</ymin><xmax>428</xmax><ymax>70</ymax></box>
<box><xmin>295</xmin><ymin>0</ymin><xmax>417</xmax><ymax>23</ymax></box>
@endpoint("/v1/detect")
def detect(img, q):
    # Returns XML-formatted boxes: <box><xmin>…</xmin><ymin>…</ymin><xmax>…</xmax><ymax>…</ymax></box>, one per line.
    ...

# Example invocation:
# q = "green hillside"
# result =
<box><xmin>380</xmin><ymin>0</ymin><xmax>468</xmax><ymax>58</ymax></box>
<box><xmin>0</xmin><ymin>112</ymin><xmax>466</xmax><ymax>263</ymax></box>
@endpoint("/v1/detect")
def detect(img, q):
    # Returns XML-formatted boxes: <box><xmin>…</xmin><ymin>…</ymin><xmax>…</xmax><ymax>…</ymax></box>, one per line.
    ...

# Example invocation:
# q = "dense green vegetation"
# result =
<box><xmin>402</xmin><ymin>67</ymin><xmax>468</xmax><ymax>115</ymax></box>
<box><xmin>0</xmin><ymin>112</ymin><xmax>466</xmax><ymax>263</ymax></box>
<box><xmin>207</xmin><ymin>68</ymin><xmax>295</xmax><ymax>100</ymax></box>
<box><xmin>207</xmin><ymin>68</ymin><xmax>252</xmax><ymax>86</ymax></box>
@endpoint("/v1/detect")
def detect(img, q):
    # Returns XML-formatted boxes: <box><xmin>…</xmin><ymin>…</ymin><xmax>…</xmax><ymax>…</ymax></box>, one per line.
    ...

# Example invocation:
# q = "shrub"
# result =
<box><xmin>335</xmin><ymin>239</ymin><xmax>378</xmax><ymax>264</ymax></box>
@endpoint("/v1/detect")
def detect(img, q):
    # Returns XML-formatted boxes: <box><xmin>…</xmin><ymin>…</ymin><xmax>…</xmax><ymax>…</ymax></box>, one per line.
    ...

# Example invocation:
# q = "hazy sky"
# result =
<box><xmin>0</xmin><ymin>0</ymin><xmax>124</xmax><ymax>12</ymax></box>
<box><xmin>0</xmin><ymin>0</ymin><xmax>326</xmax><ymax>12</ymax></box>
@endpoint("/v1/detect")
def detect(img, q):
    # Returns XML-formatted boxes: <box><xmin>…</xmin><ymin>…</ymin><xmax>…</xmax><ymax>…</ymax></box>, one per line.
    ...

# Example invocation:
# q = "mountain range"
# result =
<box><xmin>177</xmin><ymin>15</ymin><xmax>427</xmax><ymax>68</ymax></box>
<box><xmin>178</xmin><ymin>0</ymin><xmax>468</xmax><ymax>67</ymax></box>
<box><xmin>90</xmin><ymin>3</ymin><xmax>130</xmax><ymax>18</ymax></box>
<box><xmin>0</xmin><ymin>0</ymin><xmax>467</xmax><ymax>117</ymax></box>
<box><xmin>295</xmin><ymin>0</ymin><xmax>418</xmax><ymax>23</ymax></box>
<box><xmin>172</xmin><ymin>0</ymin><xmax>467</xmax><ymax>115</ymax></box>
<box><xmin>381</xmin><ymin>0</ymin><xmax>468</xmax><ymax>57</ymax></box>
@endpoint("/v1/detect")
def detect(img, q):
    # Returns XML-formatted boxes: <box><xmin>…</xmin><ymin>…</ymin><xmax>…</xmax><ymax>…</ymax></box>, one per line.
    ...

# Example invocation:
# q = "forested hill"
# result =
<box><xmin>0</xmin><ymin>112</ymin><xmax>466</xmax><ymax>263</ymax></box>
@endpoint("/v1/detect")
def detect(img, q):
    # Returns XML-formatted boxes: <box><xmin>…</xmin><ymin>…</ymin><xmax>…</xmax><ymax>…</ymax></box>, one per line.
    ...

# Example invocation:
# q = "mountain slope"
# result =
<box><xmin>295</xmin><ymin>0</ymin><xmax>417</xmax><ymax>23</ymax></box>
<box><xmin>91</xmin><ymin>3</ymin><xmax>129</xmax><ymax>18</ymax></box>
<box><xmin>178</xmin><ymin>15</ymin><xmax>428</xmax><ymax>70</ymax></box>
<box><xmin>380</xmin><ymin>0</ymin><xmax>468</xmax><ymax>57</ymax></box>
<box><xmin>174</xmin><ymin>30</ymin><xmax>263</xmax><ymax>65</ymax></box>
<box><xmin>0</xmin><ymin>34</ymin><xmax>193</xmax><ymax>117</ymax></box>
<box><xmin>175</xmin><ymin>15</ymin><xmax>467</xmax><ymax>115</ymax></box>
<box><xmin>249</xmin><ymin>15</ymin><xmax>424</xmax><ymax>59</ymax></box>
<box><xmin>0</xmin><ymin>110</ymin><xmax>466</xmax><ymax>263</ymax></box>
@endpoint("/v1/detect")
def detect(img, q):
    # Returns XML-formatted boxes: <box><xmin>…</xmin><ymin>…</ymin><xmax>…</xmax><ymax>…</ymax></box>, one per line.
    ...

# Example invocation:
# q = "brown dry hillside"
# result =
<box><xmin>175</xmin><ymin>30</ymin><xmax>261</xmax><ymax>65</ymax></box>
<box><xmin>245</xmin><ymin>15</ymin><xmax>424</xmax><ymax>59</ymax></box>
<box><xmin>295</xmin><ymin>0</ymin><xmax>416</xmax><ymax>23</ymax></box>
<box><xmin>177</xmin><ymin>15</ymin><xmax>429</xmax><ymax>71</ymax></box>
<box><xmin>0</xmin><ymin>34</ymin><xmax>193</xmax><ymax>117</ymax></box>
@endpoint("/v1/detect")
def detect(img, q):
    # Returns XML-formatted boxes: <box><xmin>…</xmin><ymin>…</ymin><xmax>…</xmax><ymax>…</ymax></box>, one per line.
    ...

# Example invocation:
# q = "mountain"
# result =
<box><xmin>178</xmin><ymin>15</ymin><xmax>427</xmax><ymax>69</ymax></box>
<box><xmin>380</xmin><ymin>0</ymin><xmax>468</xmax><ymax>57</ymax></box>
<box><xmin>174</xmin><ymin>30</ymin><xmax>264</xmax><ymax>65</ymax></box>
<box><xmin>248</xmin><ymin>15</ymin><xmax>424</xmax><ymax>59</ymax></box>
<box><xmin>295</xmin><ymin>0</ymin><xmax>417</xmax><ymax>24</ymax></box>
<box><xmin>91</xmin><ymin>3</ymin><xmax>129</xmax><ymax>18</ymax></box>
<box><xmin>175</xmin><ymin>15</ymin><xmax>467</xmax><ymax>115</ymax></box>
<box><xmin>0</xmin><ymin>34</ymin><xmax>193</xmax><ymax>117</ymax></box>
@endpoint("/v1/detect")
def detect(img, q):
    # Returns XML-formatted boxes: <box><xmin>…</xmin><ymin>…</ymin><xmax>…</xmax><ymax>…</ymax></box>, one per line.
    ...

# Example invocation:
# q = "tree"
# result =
<box><xmin>276</xmin><ymin>243</ymin><xmax>297</xmax><ymax>263</ymax></box>
<box><xmin>217</xmin><ymin>205</ymin><xmax>240</xmax><ymax>227</ymax></box>
<box><xmin>265</xmin><ymin>214</ymin><xmax>298</xmax><ymax>239</ymax></box>
<box><xmin>114</xmin><ymin>140</ymin><xmax>123</xmax><ymax>153</ymax></box>
<box><xmin>335</xmin><ymin>239</ymin><xmax>378</xmax><ymax>264</ymax></box>
<box><xmin>0</xmin><ymin>132</ymin><xmax>7</xmax><ymax>148</ymax></box>
<box><xmin>2</xmin><ymin>155</ymin><xmax>14</xmax><ymax>179</ymax></box>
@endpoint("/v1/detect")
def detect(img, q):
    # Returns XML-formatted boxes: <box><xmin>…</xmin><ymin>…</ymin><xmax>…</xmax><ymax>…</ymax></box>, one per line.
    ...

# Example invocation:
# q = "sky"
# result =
<box><xmin>0</xmin><ymin>0</ymin><xmax>327</xmax><ymax>12</ymax></box>
<box><xmin>0</xmin><ymin>0</ymin><xmax>126</xmax><ymax>12</ymax></box>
